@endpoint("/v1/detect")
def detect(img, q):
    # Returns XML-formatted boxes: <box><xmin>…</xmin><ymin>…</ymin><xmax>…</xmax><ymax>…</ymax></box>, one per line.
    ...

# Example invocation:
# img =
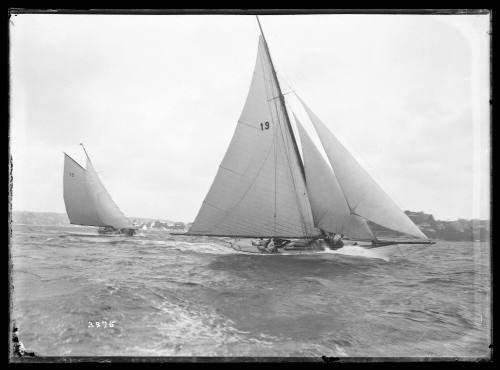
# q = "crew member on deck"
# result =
<box><xmin>272</xmin><ymin>238</ymin><xmax>290</xmax><ymax>249</ymax></box>
<box><xmin>266</xmin><ymin>239</ymin><xmax>278</xmax><ymax>253</ymax></box>
<box><xmin>328</xmin><ymin>233</ymin><xmax>343</xmax><ymax>249</ymax></box>
<box><xmin>324</xmin><ymin>231</ymin><xmax>335</xmax><ymax>243</ymax></box>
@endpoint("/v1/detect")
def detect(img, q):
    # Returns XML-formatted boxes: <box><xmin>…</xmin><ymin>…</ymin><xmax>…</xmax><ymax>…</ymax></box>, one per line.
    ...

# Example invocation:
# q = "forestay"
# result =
<box><xmin>188</xmin><ymin>37</ymin><xmax>315</xmax><ymax>238</ymax></box>
<box><xmin>298</xmin><ymin>96</ymin><xmax>428</xmax><ymax>240</ymax></box>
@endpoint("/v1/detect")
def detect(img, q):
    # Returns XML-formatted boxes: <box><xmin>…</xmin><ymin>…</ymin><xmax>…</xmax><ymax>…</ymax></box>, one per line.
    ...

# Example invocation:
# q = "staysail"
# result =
<box><xmin>84</xmin><ymin>157</ymin><xmax>134</xmax><ymax>229</ymax></box>
<box><xmin>187</xmin><ymin>36</ymin><xmax>315</xmax><ymax>238</ymax></box>
<box><xmin>297</xmin><ymin>96</ymin><xmax>428</xmax><ymax>240</ymax></box>
<box><xmin>293</xmin><ymin>113</ymin><xmax>374</xmax><ymax>240</ymax></box>
<box><xmin>63</xmin><ymin>150</ymin><xmax>134</xmax><ymax>230</ymax></box>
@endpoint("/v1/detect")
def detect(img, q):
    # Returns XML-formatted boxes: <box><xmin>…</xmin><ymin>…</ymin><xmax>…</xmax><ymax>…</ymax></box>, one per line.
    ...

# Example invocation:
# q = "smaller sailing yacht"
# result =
<box><xmin>63</xmin><ymin>144</ymin><xmax>137</xmax><ymax>236</ymax></box>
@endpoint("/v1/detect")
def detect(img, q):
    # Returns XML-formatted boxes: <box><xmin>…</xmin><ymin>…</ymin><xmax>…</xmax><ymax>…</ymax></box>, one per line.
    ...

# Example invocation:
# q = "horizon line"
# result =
<box><xmin>9</xmin><ymin>209</ymin><xmax>491</xmax><ymax>223</ymax></box>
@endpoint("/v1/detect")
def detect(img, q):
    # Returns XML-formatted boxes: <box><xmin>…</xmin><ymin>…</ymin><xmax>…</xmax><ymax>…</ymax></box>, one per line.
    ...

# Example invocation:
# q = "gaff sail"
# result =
<box><xmin>63</xmin><ymin>149</ymin><xmax>134</xmax><ymax>230</ymax></box>
<box><xmin>63</xmin><ymin>154</ymin><xmax>101</xmax><ymax>227</ymax></box>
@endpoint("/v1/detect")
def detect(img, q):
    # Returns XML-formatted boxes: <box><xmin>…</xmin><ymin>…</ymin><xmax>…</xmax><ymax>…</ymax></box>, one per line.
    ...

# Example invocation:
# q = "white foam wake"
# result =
<box><xmin>165</xmin><ymin>242</ymin><xmax>237</xmax><ymax>255</ymax></box>
<box><xmin>321</xmin><ymin>245</ymin><xmax>392</xmax><ymax>261</ymax></box>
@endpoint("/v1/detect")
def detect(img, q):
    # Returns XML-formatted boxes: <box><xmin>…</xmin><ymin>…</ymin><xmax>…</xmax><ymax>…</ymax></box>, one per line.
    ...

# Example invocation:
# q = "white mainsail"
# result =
<box><xmin>188</xmin><ymin>36</ymin><xmax>315</xmax><ymax>238</ymax></box>
<box><xmin>63</xmin><ymin>151</ymin><xmax>134</xmax><ymax>230</ymax></box>
<box><xmin>297</xmin><ymin>96</ymin><xmax>428</xmax><ymax>240</ymax></box>
<box><xmin>293</xmin><ymin>113</ymin><xmax>374</xmax><ymax>240</ymax></box>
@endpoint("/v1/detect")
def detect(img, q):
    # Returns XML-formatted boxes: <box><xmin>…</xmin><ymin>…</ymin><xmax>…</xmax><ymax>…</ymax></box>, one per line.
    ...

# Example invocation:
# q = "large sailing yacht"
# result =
<box><xmin>181</xmin><ymin>17</ymin><xmax>433</xmax><ymax>253</ymax></box>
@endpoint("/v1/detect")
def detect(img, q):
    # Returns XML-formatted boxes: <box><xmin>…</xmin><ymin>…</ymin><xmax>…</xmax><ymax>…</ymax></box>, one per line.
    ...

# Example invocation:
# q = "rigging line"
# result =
<box><xmin>274</xmin><ymin>106</ymin><xmax>278</xmax><ymax>235</ymax></box>
<box><xmin>259</xmin><ymin>40</ymin><xmax>308</xmax><ymax>237</ymax></box>
<box><xmin>258</xmin><ymin>39</ymin><xmax>280</xmax><ymax>234</ymax></box>
<box><xmin>266</xmin><ymin>71</ymin><xmax>311</xmax><ymax>236</ymax></box>
<box><xmin>219</xmin><ymin>165</ymin><xmax>245</xmax><ymax>177</ymax></box>
<box><xmin>258</xmin><ymin>40</ymin><xmax>282</xmax><ymax>235</ymax></box>
<box><xmin>255</xmin><ymin>21</ymin><xmax>311</xmax><ymax>237</ymax></box>
<box><xmin>277</xmin><ymin>70</ymin><xmax>296</xmax><ymax>98</ymax></box>
<box><xmin>283</xmin><ymin>98</ymin><xmax>315</xmax><ymax>235</ymax></box>
<box><xmin>256</xmin><ymin>16</ymin><xmax>306</xmax><ymax>181</ymax></box>
<box><xmin>266</xmin><ymin>92</ymin><xmax>294</xmax><ymax>102</ymax></box>
<box><xmin>275</xmin><ymin>92</ymin><xmax>311</xmax><ymax>237</ymax></box>
<box><xmin>293</xmin><ymin>90</ymin><xmax>368</xmax><ymax>232</ymax></box>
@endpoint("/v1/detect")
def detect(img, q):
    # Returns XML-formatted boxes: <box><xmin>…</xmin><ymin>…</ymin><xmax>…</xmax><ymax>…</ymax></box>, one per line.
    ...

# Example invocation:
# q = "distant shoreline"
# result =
<box><xmin>10</xmin><ymin>210</ymin><xmax>489</xmax><ymax>242</ymax></box>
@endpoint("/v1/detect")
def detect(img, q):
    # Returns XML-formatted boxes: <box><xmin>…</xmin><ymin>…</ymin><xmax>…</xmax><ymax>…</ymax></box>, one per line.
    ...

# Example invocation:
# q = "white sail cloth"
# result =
<box><xmin>298</xmin><ymin>96</ymin><xmax>428</xmax><ymax>240</ymax></box>
<box><xmin>188</xmin><ymin>36</ymin><xmax>315</xmax><ymax>238</ymax></box>
<box><xmin>294</xmin><ymin>114</ymin><xmax>374</xmax><ymax>240</ymax></box>
<box><xmin>63</xmin><ymin>154</ymin><xmax>134</xmax><ymax>229</ymax></box>
<box><xmin>63</xmin><ymin>154</ymin><xmax>101</xmax><ymax>226</ymax></box>
<box><xmin>188</xmin><ymin>33</ymin><xmax>426</xmax><ymax>241</ymax></box>
<box><xmin>85</xmin><ymin>158</ymin><xmax>133</xmax><ymax>229</ymax></box>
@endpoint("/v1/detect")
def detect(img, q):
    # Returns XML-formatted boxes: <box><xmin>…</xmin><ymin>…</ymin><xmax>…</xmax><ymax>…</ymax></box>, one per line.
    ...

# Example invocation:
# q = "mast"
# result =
<box><xmin>80</xmin><ymin>143</ymin><xmax>90</xmax><ymax>161</ymax></box>
<box><xmin>186</xmin><ymin>20</ymin><xmax>317</xmax><ymax>238</ymax></box>
<box><xmin>255</xmin><ymin>16</ymin><xmax>306</xmax><ymax>180</ymax></box>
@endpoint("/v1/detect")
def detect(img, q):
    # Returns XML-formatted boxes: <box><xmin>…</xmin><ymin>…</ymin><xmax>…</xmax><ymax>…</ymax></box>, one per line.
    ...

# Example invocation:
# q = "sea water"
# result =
<box><xmin>10</xmin><ymin>224</ymin><xmax>491</xmax><ymax>358</ymax></box>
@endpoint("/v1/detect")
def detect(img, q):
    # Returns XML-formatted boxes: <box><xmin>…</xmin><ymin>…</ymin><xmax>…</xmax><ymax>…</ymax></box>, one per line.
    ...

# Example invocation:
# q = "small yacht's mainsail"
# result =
<box><xmin>63</xmin><ymin>154</ymin><xmax>100</xmax><ymax>226</ymax></box>
<box><xmin>63</xmin><ymin>148</ymin><xmax>134</xmax><ymax>230</ymax></box>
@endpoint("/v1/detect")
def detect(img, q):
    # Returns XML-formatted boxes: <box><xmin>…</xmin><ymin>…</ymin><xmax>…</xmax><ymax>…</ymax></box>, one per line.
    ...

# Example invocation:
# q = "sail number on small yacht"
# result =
<box><xmin>260</xmin><ymin>121</ymin><xmax>270</xmax><ymax>130</ymax></box>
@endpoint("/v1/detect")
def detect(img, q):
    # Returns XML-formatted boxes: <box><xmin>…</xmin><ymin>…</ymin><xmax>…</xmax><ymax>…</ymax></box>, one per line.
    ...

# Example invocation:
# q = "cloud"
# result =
<box><xmin>10</xmin><ymin>14</ymin><xmax>490</xmax><ymax>221</ymax></box>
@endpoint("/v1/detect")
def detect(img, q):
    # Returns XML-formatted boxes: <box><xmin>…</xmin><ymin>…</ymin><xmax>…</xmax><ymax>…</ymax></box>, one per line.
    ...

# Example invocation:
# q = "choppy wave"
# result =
<box><xmin>10</xmin><ymin>224</ymin><xmax>491</xmax><ymax>358</ymax></box>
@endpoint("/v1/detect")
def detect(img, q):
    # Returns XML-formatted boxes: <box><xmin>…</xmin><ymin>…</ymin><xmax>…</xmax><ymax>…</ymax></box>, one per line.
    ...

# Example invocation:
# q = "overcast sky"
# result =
<box><xmin>10</xmin><ymin>13</ymin><xmax>490</xmax><ymax>222</ymax></box>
